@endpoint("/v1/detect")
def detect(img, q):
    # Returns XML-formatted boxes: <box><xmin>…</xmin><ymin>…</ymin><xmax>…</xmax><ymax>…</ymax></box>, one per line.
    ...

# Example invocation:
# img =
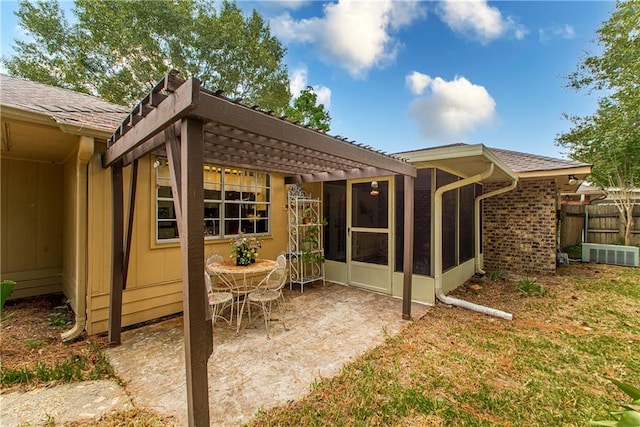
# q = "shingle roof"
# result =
<box><xmin>489</xmin><ymin>147</ymin><xmax>589</xmax><ymax>173</ymax></box>
<box><xmin>0</xmin><ymin>74</ymin><xmax>128</xmax><ymax>133</ymax></box>
<box><xmin>397</xmin><ymin>143</ymin><xmax>589</xmax><ymax>173</ymax></box>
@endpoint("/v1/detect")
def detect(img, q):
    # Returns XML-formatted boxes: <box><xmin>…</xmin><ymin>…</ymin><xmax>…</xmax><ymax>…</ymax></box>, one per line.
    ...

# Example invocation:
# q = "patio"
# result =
<box><xmin>105</xmin><ymin>281</ymin><xmax>429</xmax><ymax>426</ymax></box>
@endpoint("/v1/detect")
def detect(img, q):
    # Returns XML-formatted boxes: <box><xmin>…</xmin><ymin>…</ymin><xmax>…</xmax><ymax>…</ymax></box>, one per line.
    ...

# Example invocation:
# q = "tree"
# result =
<box><xmin>556</xmin><ymin>0</ymin><xmax>640</xmax><ymax>246</ymax></box>
<box><xmin>285</xmin><ymin>86</ymin><xmax>331</xmax><ymax>132</ymax></box>
<box><xmin>3</xmin><ymin>0</ymin><xmax>291</xmax><ymax>113</ymax></box>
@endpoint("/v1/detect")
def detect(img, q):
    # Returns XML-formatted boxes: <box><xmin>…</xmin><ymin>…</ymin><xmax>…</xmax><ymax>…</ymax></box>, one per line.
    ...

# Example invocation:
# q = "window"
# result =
<box><xmin>395</xmin><ymin>168</ymin><xmax>482</xmax><ymax>276</ymax></box>
<box><xmin>155</xmin><ymin>158</ymin><xmax>270</xmax><ymax>242</ymax></box>
<box><xmin>395</xmin><ymin>169</ymin><xmax>432</xmax><ymax>275</ymax></box>
<box><xmin>323</xmin><ymin>181</ymin><xmax>347</xmax><ymax>262</ymax></box>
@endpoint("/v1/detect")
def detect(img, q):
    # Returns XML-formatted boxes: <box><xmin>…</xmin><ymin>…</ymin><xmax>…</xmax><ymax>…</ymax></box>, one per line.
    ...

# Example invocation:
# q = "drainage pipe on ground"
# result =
<box><xmin>474</xmin><ymin>179</ymin><xmax>518</xmax><ymax>275</ymax></box>
<box><xmin>434</xmin><ymin>163</ymin><xmax>513</xmax><ymax>321</ymax></box>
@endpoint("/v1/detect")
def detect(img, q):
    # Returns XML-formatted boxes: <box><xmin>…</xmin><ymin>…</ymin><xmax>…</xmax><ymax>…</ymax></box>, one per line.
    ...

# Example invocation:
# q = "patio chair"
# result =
<box><xmin>247</xmin><ymin>254</ymin><xmax>288</xmax><ymax>338</ymax></box>
<box><xmin>204</xmin><ymin>271</ymin><xmax>234</xmax><ymax>326</ymax></box>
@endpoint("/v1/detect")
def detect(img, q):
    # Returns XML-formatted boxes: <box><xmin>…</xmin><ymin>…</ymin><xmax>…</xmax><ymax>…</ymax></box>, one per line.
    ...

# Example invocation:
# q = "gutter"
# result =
<box><xmin>474</xmin><ymin>180</ymin><xmax>518</xmax><ymax>274</ymax></box>
<box><xmin>61</xmin><ymin>136</ymin><xmax>94</xmax><ymax>341</ymax></box>
<box><xmin>434</xmin><ymin>163</ymin><xmax>513</xmax><ymax>321</ymax></box>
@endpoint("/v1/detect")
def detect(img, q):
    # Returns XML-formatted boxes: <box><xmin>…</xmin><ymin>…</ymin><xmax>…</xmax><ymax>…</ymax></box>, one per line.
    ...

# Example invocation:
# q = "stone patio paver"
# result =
<box><xmin>106</xmin><ymin>282</ymin><xmax>429</xmax><ymax>426</ymax></box>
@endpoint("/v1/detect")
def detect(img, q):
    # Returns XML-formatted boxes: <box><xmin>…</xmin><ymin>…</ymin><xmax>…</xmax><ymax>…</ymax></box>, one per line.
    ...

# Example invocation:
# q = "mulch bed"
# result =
<box><xmin>1</xmin><ymin>293</ymin><xmax>109</xmax><ymax>392</ymax></box>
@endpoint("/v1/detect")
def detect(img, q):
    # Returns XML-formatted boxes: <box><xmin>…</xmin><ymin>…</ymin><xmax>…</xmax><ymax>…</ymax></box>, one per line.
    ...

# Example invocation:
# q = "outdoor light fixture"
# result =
<box><xmin>568</xmin><ymin>175</ymin><xmax>578</xmax><ymax>185</ymax></box>
<box><xmin>370</xmin><ymin>181</ymin><xmax>379</xmax><ymax>196</ymax></box>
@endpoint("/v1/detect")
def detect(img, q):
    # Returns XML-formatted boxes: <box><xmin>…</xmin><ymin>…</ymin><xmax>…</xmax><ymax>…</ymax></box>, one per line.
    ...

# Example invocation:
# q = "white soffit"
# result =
<box><xmin>397</xmin><ymin>144</ymin><xmax>517</xmax><ymax>183</ymax></box>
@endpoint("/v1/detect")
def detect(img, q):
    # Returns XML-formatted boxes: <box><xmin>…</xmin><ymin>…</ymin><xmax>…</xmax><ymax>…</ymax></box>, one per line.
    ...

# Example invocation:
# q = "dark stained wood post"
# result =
<box><xmin>109</xmin><ymin>161</ymin><xmax>124</xmax><ymax>344</ymax></box>
<box><xmin>402</xmin><ymin>175</ymin><xmax>415</xmax><ymax>320</ymax></box>
<box><xmin>180</xmin><ymin>117</ymin><xmax>213</xmax><ymax>426</ymax></box>
<box><xmin>122</xmin><ymin>159</ymin><xmax>139</xmax><ymax>289</ymax></box>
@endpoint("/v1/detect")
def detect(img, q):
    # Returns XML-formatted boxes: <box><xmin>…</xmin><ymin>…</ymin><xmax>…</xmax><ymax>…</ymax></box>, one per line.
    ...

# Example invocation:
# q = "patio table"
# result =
<box><xmin>206</xmin><ymin>258</ymin><xmax>278</xmax><ymax>333</ymax></box>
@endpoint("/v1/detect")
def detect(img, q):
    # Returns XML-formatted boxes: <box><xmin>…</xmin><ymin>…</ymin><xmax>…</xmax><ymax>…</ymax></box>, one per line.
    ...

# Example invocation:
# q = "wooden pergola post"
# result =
<box><xmin>402</xmin><ymin>175</ymin><xmax>415</xmax><ymax>320</ymax></box>
<box><xmin>178</xmin><ymin>117</ymin><xmax>213</xmax><ymax>426</ymax></box>
<box><xmin>109</xmin><ymin>161</ymin><xmax>124</xmax><ymax>345</ymax></box>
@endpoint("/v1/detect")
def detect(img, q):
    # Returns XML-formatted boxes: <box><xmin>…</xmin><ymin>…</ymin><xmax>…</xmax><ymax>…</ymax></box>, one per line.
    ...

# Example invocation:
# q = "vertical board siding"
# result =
<box><xmin>86</xmin><ymin>154</ymin><xmax>290</xmax><ymax>335</ymax></box>
<box><xmin>1</xmin><ymin>159</ymin><xmax>63</xmax><ymax>298</ymax></box>
<box><xmin>62</xmin><ymin>153</ymin><xmax>78</xmax><ymax>311</ymax></box>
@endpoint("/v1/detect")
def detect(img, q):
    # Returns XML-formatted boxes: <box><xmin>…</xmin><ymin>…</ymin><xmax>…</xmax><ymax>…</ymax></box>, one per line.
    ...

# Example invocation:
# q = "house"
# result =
<box><xmin>1</xmin><ymin>73</ymin><xmax>591</xmax><ymax>341</ymax></box>
<box><xmin>3</xmin><ymin>72</ymin><xmax>595</xmax><ymax>424</ymax></box>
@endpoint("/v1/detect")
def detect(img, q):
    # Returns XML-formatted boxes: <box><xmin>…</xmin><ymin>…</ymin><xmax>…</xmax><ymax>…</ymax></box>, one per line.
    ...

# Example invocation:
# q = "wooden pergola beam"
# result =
<box><xmin>103</xmin><ymin>79</ymin><xmax>200</xmax><ymax>167</ymax></box>
<box><xmin>193</xmin><ymin>92</ymin><xmax>416</xmax><ymax>178</ymax></box>
<box><xmin>122</xmin><ymin>159</ymin><xmax>138</xmax><ymax>290</ymax></box>
<box><xmin>285</xmin><ymin>167</ymin><xmax>397</xmax><ymax>184</ymax></box>
<box><xmin>206</xmin><ymin>124</ymin><xmax>364</xmax><ymax>171</ymax></box>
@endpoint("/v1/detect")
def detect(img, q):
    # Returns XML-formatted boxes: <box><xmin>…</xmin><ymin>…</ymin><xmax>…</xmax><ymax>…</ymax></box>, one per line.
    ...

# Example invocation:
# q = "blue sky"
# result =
<box><xmin>1</xmin><ymin>1</ymin><xmax>615</xmax><ymax>159</ymax></box>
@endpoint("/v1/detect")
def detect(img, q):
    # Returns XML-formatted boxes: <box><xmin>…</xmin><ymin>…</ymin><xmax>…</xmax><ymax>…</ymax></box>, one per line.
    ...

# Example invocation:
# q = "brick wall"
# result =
<box><xmin>482</xmin><ymin>179</ymin><xmax>557</xmax><ymax>274</ymax></box>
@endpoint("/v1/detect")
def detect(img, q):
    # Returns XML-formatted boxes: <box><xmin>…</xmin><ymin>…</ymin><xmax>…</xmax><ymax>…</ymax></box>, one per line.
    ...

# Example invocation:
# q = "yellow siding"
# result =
<box><xmin>1</xmin><ymin>158</ymin><xmax>63</xmax><ymax>298</ymax></box>
<box><xmin>86</xmin><ymin>154</ymin><xmax>290</xmax><ymax>335</ymax></box>
<box><xmin>62</xmin><ymin>152</ymin><xmax>78</xmax><ymax>310</ymax></box>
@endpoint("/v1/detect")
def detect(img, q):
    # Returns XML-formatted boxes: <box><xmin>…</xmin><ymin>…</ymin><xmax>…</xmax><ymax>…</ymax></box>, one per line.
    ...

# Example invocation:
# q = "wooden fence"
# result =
<box><xmin>561</xmin><ymin>204</ymin><xmax>640</xmax><ymax>247</ymax></box>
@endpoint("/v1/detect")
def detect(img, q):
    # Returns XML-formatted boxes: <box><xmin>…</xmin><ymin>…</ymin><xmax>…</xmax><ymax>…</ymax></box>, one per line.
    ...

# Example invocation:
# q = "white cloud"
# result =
<box><xmin>539</xmin><ymin>24</ymin><xmax>576</xmax><ymax>43</ymax></box>
<box><xmin>314</xmin><ymin>86</ymin><xmax>332</xmax><ymax>108</ymax></box>
<box><xmin>271</xmin><ymin>0</ymin><xmax>426</xmax><ymax>78</ymax></box>
<box><xmin>406</xmin><ymin>71</ymin><xmax>433</xmax><ymax>95</ymax></box>
<box><xmin>260</xmin><ymin>0</ymin><xmax>310</xmax><ymax>11</ymax></box>
<box><xmin>437</xmin><ymin>0</ymin><xmax>528</xmax><ymax>44</ymax></box>
<box><xmin>290</xmin><ymin>67</ymin><xmax>309</xmax><ymax>96</ymax></box>
<box><xmin>289</xmin><ymin>66</ymin><xmax>332</xmax><ymax>109</ymax></box>
<box><xmin>407</xmin><ymin>74</ymin><xmax>496</xmax><ymax>140</ymax></box>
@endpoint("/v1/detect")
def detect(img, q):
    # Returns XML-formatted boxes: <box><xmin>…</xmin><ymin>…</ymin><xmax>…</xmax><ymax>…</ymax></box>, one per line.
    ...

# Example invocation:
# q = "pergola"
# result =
<box><xmin>103</xmin><ymin>72</ymin><xmax>416</xmax><ymax>426</ymax></box>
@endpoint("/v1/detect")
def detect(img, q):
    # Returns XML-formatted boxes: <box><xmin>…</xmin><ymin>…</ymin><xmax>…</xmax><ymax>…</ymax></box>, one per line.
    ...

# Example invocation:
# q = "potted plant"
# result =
<box><xmin>301</xmin><ymin>207</ymin><xmax>313</xmax><ymax>224</ymax></box>
<box><xmin>230</xmin><ymin>233</ymin><xmax>262</xmax><ymax>266</ymax></box>
<box><xmin>300</xmin><ymin>219</ymin><xmax>327</xmax><ymax>262</ymax></box>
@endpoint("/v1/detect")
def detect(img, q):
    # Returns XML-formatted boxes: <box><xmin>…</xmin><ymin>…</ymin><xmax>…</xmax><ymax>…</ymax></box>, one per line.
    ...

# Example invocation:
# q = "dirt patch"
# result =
<box><xmin>0</xmin><ymin>293</ymin><xmax>110</xmax><ymax>392</ymax></box>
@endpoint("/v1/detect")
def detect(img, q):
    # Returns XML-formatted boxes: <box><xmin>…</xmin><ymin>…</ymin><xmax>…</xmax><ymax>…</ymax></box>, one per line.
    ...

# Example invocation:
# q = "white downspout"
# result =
<box><xmin>474</xmin><ymin>180</ymin><xmax>518</xmax><ymax>275</ymax></box>
<box><xmin>434</xmin><ymin>163</ymin><xmax>513</xmax><ymax>321</ymax></box>
<box><xmin>62</xmin><ymin>136</ymin><xmax>94</xmax><ymax>341</ymax></box>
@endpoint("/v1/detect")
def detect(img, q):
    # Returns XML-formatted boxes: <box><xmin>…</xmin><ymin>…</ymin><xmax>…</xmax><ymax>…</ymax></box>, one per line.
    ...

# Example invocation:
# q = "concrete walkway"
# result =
<box><xmin>1</xmin><ymin>283</ymin><xmax>428</xmax><ymax>426</ymax></box>
<box><xmin>0</xmin><ymin>380</ymin><xmax>131</xmax><ymax>426</ymax></box>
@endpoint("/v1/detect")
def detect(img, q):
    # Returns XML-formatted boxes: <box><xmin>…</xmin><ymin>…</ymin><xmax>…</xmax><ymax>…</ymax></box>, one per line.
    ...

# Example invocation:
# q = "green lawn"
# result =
<box><xmin>250</xmin><ymin>264</ymin><xmax>640</xmax><ymax>426</ymax></box>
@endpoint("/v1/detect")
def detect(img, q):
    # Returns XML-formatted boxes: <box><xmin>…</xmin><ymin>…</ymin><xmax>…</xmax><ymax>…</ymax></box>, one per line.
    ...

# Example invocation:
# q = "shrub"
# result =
<box><xmin>590</xmin><ymin>378</ymin><xmax>640</xmax><ymax>426</ymax></box>
<box><xmin>488</xmin><ymin>270</ymin><xmax>506</xmax><ymax>281</ymax></box>
<box><xmin>514</xmin><ymin>277</ymin><xmax>548</xmax><ymax>296</ymax></box>
<box><xmin>1</xmin><ymin>280</ymin><xmax>16</xmax><ymax>312</ymax></box>
<box><xmin>563</xmin><ymin>244</ymin><xmax>582</xmax><ymax>259</ymax></box>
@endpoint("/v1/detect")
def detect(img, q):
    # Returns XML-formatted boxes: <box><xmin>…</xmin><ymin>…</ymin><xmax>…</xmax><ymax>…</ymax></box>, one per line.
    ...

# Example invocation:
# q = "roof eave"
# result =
<box><xmin>397</xmin><ymin>144</ymin><xmax>518</xmax><ymax>183</ymax></box>
<box><xmin>1</xmin><ymin>105</ymin><xmax>114</xmax><ymax>139</ymax></box>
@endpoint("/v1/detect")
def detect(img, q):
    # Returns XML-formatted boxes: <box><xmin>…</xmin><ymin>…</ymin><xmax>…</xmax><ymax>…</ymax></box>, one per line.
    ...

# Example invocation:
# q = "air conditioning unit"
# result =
<box><xmin>582</xmin><ymin>243</ymin><xmax>639</xmax><ymax>267</ymax></box>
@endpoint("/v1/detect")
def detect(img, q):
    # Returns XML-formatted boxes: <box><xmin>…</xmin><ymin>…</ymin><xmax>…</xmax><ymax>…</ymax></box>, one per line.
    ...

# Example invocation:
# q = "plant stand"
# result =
<box><xmin>287</xmin><ymin>185</ymin><xmax>325</xmax><ymax>292</ymax></box>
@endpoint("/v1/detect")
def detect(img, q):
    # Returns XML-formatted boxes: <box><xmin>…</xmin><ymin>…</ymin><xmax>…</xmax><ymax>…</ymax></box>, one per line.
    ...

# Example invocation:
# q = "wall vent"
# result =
<box><xmin>581</xmin><ymin>243</ymin><xmax>639</xmax><ymax>267</ymax></box>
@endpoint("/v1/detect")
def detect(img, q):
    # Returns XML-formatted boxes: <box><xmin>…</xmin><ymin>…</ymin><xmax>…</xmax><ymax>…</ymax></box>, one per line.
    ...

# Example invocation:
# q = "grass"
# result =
<box><xmin>64</xmin><ymin>408</ymin><xmax>169</xmax><ymax>427</ymax></box>
<box><xmin>0</xmin><ymin>342</ymin><xmax>114</xmax><ymax>387</ymax></box>
<box><xmin>4</xmin><ymin>264</ymin><xmax>638</xmax><ymax>426</ymax></box>
<box><xmin>48</xmin><ymin>303</ymin><xmax>72</xmax><ymax>327</ymax></box>
<box><xmin>487</xmin><ymin>270</ymin><xmax>507</xmax><ymax>281</ymax></box>
<box><xmin>249</xmin><ymin>264</ymin><xmax>640</xmax><ymax>426</ymax></box>
<box><xmin>513</xmin><ymin>277</ymin><xmax>548</xmax><ymax>296</ymax></box>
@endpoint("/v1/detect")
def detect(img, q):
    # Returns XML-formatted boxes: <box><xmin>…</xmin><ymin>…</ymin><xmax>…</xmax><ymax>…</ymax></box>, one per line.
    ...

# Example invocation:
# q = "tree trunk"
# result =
<box><xmin>624</xmin><ymin>205</ymin><xmax>634</xmax><ymax>246</ymax></box>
